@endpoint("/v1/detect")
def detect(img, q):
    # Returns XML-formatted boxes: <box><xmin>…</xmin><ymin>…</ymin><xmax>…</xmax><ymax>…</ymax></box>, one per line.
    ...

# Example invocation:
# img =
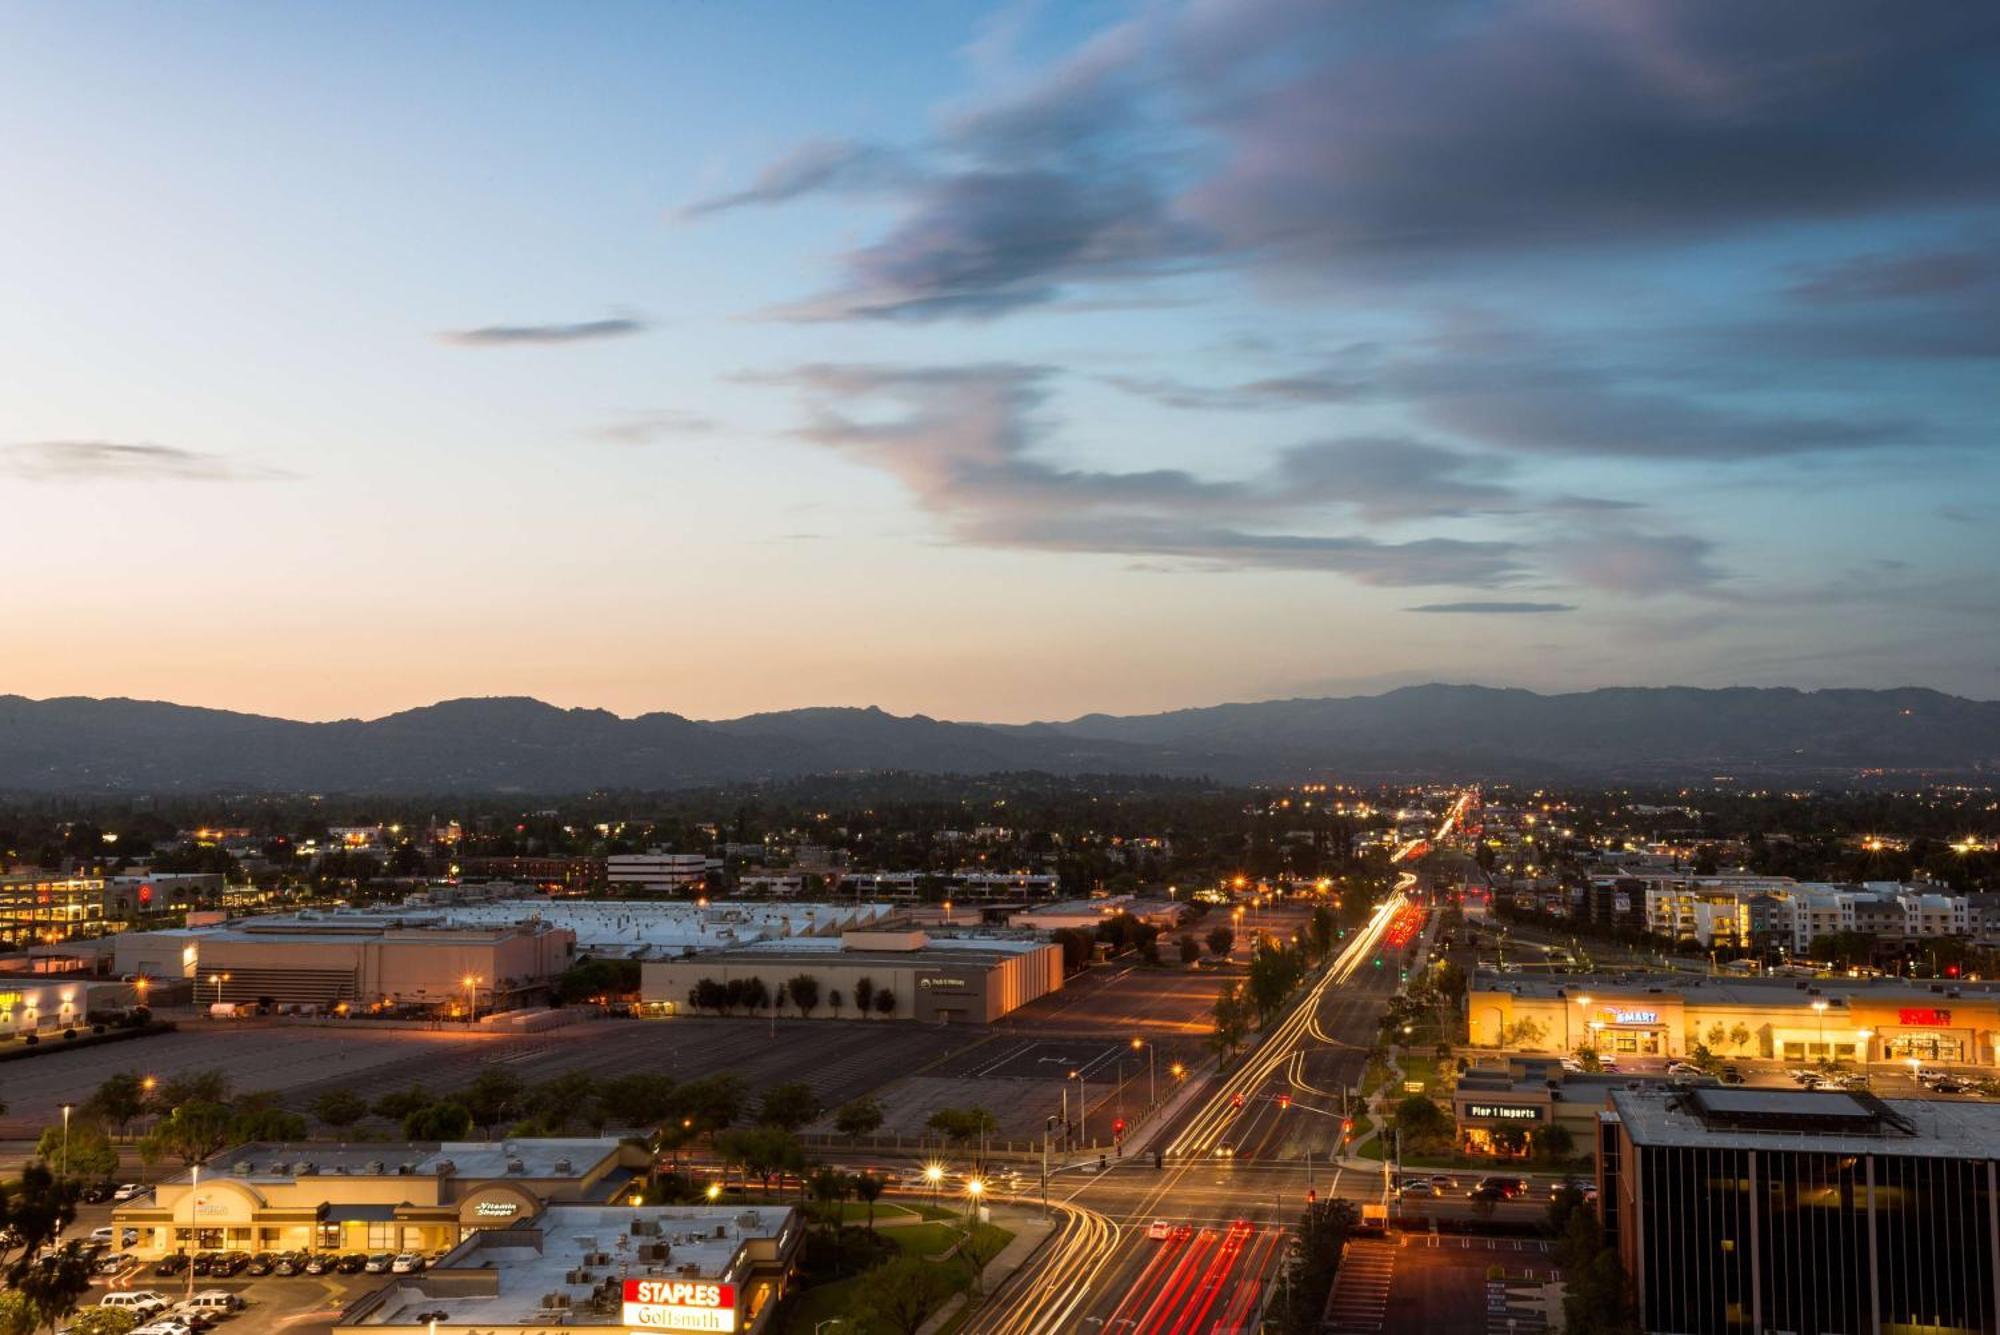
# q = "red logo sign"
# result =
<box><xmin>623</xmin><ymin>1280</ymin><xmax>734</xmax><ymax>1311</ymax></box>
<box><xmin>1898</xmin><ymin>1008</ymin><xmax>1950</xmax><ymax>1027</ymax></box>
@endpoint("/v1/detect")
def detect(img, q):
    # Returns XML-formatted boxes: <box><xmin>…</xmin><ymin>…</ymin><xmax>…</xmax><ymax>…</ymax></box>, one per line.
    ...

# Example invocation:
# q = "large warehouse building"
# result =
<box><xmin>115</xmin><ymin>913</ymin><xmax>575</xmax><ymax>1012</ymax></box>
<box><xmin>641</xmin><ymin>930</ymin><xmax>1061</xmax><ymax>1024</ymax></box>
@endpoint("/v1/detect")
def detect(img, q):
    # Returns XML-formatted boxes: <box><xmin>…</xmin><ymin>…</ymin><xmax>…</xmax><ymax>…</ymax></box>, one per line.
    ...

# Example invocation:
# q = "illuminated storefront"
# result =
<box><xmin>1469</xmin><ymin>974</ymin><xmax>2000</xmax><ymax>1067</ymax></box>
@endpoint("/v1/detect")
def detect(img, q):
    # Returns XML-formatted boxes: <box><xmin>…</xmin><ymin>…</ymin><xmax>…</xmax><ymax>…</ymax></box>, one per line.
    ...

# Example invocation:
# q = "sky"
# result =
<box><xmin>3</xmin><ymin>0</ymin><xmax>1997</xmax><ymax>723</ymax></box>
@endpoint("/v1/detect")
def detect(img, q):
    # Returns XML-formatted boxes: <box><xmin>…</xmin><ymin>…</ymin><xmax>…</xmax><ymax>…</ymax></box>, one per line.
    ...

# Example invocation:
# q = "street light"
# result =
<box><xmin>1569</xmin><ymin>994</ymin><xmax>1592</xmax><ymax>1055</ymax></box>
<box><xmin>705</xmin><ymin>1182</ymin><xmax>722</xmax><ymax>1202</ymax></box>
<box><xmin>1132</xmin><ymin>1037</ymin><xmax>1155</xmax><ymax>1108</ymax></box>
<box><xmin>923</xmin><ymin>1162</ymin><xmax>945</xmax><ymax>1210</ymax></box>
<box><xmin>964</xmin><ymin>1176</ymin><xmax>985</xmax><ymax>1222</ymax></box>
<box><xmin>61</xmin><ymin>1103</ymin><xmax>71</xmax><ymax>1178</ymax></box>
<box><xmin>207</xmin><ymin>972</ymin><xmax>231</xmax><ymax>1006</ymax></box>
<box><xmin>462</xmin><ymin>974</ymin><xmax>480</xmax><ymax>1022</ymax></box>
<box><xmin>1169</xmin><ymin>1061</ymin><xmax>1186</xmax><ymax>1082</ymax></box>
<box><xmin>1857</xmin><ymin>1027</ymin><xmax>1873</xmax><ymax>1084</ymax></box>
<box><xmin>1068</xmin><ymin>1069</ymin><xmax>1088</xmax><ymax>1145</ymax></box>
<box><xmin>1811</xmin><ymin>1000</ymin><xmax>1829</xmax><ymax>1063</ymax></box>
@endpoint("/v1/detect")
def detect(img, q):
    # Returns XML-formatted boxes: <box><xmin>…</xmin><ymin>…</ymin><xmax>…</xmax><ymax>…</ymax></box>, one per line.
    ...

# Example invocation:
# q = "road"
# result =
<box><xmin>957</xmin><ymin>791</ymin><xmax>1483</xmax><ymax>1334</ymax></box>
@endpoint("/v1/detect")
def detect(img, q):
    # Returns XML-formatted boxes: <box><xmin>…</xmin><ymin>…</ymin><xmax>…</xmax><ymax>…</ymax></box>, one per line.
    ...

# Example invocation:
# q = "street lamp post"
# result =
<box><xmin>1569</xmin><ymin>994</ymin><xmax>1592</xmax><ymax>1055</ymax></box>
<box><xmin>61</xmin><ymin>1103</ymin><xmax>71</xmax><ymax>1178</ymax></box>
<box><xmin>924</xmin><ymin>1163</ymin><xmax>944</xmax><ymax>1211</ymax></box>
<box><xmin>1812</xmin><ymin>1000</ymin><xmax>1829</xmax><ymax>1063</ymax></box>
<box><xmin>1132</xmin><ymin>1037</ymin><xmax>1155</xmax><ymax>1109</ymax></box>
<box><xmin>462</xmin><ymin>974</ymin><xmax>480</xmax><ymax>1023</ymax></box>
<box><xmin>1857</xmin><ymin>1027</ymin><xmax>1873</xmax><ymax>1085</ymax></box>
<box><xmin>208</xmin><ymin>972</ymin><xmax>230</xmax><ymax>1006</ymax></box>
<box><xmin>1069</xmin><ymin>1069</ymin><xmax>1088</xmax><ymax>1146</ymax></box>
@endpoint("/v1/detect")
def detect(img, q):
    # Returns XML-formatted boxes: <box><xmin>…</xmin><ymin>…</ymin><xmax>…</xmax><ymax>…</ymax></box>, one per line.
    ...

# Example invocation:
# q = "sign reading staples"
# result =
<box><xmin>622</xmin><ymin>1279</ymin><xmax>738</xmax><ymax>1333</ymax></box>
<box><xmin>1465</xmin><ymin>1104</ymin><xmax>1543</xmax><ymax>1122</ymax></box>
<box><xmin>1898</xmin><ymin>1008</ymin><xmax>1951</xmax><ymax>1027</ymax></box>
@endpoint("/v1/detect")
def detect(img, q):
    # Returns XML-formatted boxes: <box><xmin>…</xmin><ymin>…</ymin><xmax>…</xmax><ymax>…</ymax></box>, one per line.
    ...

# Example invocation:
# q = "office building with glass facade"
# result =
<box><xmin>1601</xmin><ymin>1086</ymin><xmax>2000</xmax><ymax>1334</ymax></box>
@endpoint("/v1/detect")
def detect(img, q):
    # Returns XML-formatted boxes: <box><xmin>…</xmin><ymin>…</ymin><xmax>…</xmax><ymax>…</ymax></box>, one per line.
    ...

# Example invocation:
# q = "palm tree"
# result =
<box><xmin>851</xmin><ymin>1171</ymin><xmax>886</xmax><ymax>1230</ymax></box>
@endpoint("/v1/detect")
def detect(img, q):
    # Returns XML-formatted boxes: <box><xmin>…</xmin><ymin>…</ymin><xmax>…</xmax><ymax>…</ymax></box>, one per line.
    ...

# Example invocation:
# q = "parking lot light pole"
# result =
<box><xmin>61</xmin><ymin>1103</ymin><xmax>71</xmax><ymax>1178</ymax></box>
<box><xmin>1133</xmin><ymin>1037</ymin><xmax>1155</xmax><ymax>1109</ymax></box>
<box><xmin>1856</xmin><ymin>1027</ymin><xmax>1873</xmax><ymax>1084</ymax></box>
<box><xmin>1069</xmin><ymin>1069</ymin><xmax>1088</xmax><ymax>1146</ymax></box>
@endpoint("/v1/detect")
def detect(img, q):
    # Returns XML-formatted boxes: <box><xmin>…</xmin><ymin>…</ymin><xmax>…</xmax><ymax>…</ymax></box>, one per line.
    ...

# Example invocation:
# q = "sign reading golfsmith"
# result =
<box><xmin>623</xmin><ymin>1279</ymin><xmax>738</xmax><ymax>1332</ymax></box>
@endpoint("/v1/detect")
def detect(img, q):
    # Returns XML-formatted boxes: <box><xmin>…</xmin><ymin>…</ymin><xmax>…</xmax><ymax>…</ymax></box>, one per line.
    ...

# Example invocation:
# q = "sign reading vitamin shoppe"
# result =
<box><xmin>622</xmin><ymin>1279</ymin><xmax>738</xmax><ymax>1333</ymax></box>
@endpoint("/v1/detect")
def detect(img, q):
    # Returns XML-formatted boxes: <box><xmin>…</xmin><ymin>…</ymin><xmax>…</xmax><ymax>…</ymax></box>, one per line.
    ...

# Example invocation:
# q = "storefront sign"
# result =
<box><xmin>473</xmin><ymin>1201</ymin><xmax>518</xmax><ymax>1218</ymax></box>
<box><xmin>1465</xmin><ymin>1104</ymin><xmax>1542</xmax><ymax>1122</ymax></box>
<box><xmin>917</xmin><ymin>976</ymin><xmax>966</xmax><ymax>990</ymax></box>
<box><xmin>622</xmin><ymin>1279</ymin><xmax>737</xmax><ymax>1332</ymax></box>
<box><xmin>1898</xmin><ymin>1008</ymin><xmax>1950</xmax><ymax>1026</ymax></box>
<box><xmin>1608</xmin><ymin>1010</ymin><xmax>1658</xmax><ymax>1025</ymax></box>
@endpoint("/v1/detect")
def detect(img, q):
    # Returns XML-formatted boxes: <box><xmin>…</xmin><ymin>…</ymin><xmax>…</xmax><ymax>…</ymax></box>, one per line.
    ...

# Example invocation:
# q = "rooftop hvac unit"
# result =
<box><xmin>233</xmin><ymin>1162</ymin><xmax>252</xmax><ymax>1175</ymax></box>
<box><xmin>295</xmin><ymin>1162</ymin><xmax>317</xmax><ymax>1176</ymax></box>
<box><xmin>712</xmin><ymin>1225</ymin><xmax>726</xmax><ymax>1240</ymax></box>
<box><xmin>554</xmin><ymin>1158</ymin><xmax>572</xmax><ymax>1173</ymax></box>
<box><xmin>506</xmin><ymin>1158</ymin><xmax>526</xmax><ymax>1175</ymax></box>
<box><xmin>435</xmin><ymin>1159</ymin><xmax>456</xmax><ymax>1176</ymax></box>
<box><xmin>397</xmin><ymin>1163</ymin><xmax>415</xmax><ymax>1176</ymax></box>
<box><xmin>366</xmin><ymin>1161</ymin><xmax>386</xmax><ymax>1175</ymax></box>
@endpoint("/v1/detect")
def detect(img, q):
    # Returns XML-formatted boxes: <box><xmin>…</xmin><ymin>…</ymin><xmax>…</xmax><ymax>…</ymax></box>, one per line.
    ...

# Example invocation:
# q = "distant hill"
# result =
<box><xmin>0</xmin><ymin>684</ymin><xmax>1993</xmax><ymax>793</ymax></box>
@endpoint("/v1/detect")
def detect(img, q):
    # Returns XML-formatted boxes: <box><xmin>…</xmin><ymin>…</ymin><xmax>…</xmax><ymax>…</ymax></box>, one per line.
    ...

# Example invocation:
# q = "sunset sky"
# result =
<box><xmin>4</xmin><ymin>1</ymin><xmax>1996</xmax><ymax>722</ymax></box>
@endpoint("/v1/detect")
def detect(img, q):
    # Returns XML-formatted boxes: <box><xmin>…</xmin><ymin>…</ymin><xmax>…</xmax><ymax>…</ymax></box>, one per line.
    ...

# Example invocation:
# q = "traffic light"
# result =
<box><xmin>1340</xmin><ymin>1117</ymin><xmax>1353</xmax><ymax>1136</ymax></box>
<box><xmin>1277</xmin><ymin>1093</ymin><xmax>1291</xmax><ymax>1110</ymax></box>
<box><xmin>1306</xmin><ymin>1188</ymin><xmax>1317</xmax><ymax>1204</ymax></box>
<box><xmin>1231</xmin><ymin>1092</ymin><xmax>1245</xmax><ymax>1109</ymax></box>
<box><xmin>1113</xmin><ymin>1117</ymin><xmax>1127</xmax><ymax>1138</ymax></box>
<box><xmin>1373</xmin><ymin>957</ymin><xmax>1383</xmax><ymax>968</ymax></box>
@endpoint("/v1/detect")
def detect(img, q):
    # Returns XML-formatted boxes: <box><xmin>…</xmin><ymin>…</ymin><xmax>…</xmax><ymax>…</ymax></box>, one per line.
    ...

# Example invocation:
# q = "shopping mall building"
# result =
<box><xmin>1468</xmin><ymin>972</ymin><xmax>2000</xmax><ymax>1067</ymax></box>
<box><xmin>114</xmin><ymin>1138</ymin><xmax>649</xmax><ymax>1258</ymax></box>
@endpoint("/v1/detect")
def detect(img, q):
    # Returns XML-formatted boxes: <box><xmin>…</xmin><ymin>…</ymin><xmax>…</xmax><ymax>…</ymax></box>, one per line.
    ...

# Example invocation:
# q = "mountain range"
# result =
<box><xmin>0</xmin><ymin>685</ymin><xmax>1994</xmax><ymax>793</ymax></box>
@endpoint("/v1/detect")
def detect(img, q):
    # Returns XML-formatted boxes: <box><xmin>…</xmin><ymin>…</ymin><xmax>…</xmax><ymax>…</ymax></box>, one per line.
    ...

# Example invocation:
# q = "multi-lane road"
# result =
<box><xmin>957</xmin><ymin>790</ymin><xmax>1487</xmax><ymax>1334</ymax></box>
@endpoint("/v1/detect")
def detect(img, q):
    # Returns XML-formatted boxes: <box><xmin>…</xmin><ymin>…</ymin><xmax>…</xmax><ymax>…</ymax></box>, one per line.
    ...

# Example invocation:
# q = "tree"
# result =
<box><xmin>58</xmin><ymin>1308</ymin><xmax>133</xmax><ymax>1335</ymax></box>
<box><xmin>786</xmin><ymin>974</ymin><xmax>821</xmax><ymax>1018</ymax></box>
<box><xmin>773</xmin><ymin>982</ymin><xmax>791</xmax><ymax>1016</ymax></box>
<box><xmin>0</xmin><ymin>1292</ymin><xmax>38</xmax><ymax>1335</ymax></box>
<box><xmin>925</xmin><ymin>1106</ymin><xmax>998</xmax><ymax>1148</ymax></box>
<box><xmin>674</xmin><ymin>1074</ymin><xmax>749</xmax><ymax>1133</ymax></box>
<box><xmin>138</xmin><ymin>1101</ymin><xmax>234</xmax><ymax>1168</ymax></box>
<box><xmin>1535</xmin><ymin>1123</ymin><xmax>1575</xmax><ymax>1161</ymax></box>
<box><xmin>456</xmin><ymin>1067</ymin><xmax>525</xmax><ymax>1135</ymax></box>
<box><xmin>1206</xmin><ymin>925</ymin><xmax>1236</xmax><ymax>959</ymax></box>
<box><xmin>0</xmin><ymin>1164</ymin><xmax>78</xmax><ymax>1275</ymax></box>
<box><xmin>852</xmin><ymin>1255</ymin><xmax>955</xmax><ymax>1335</ymax></box>
<box><xmin>154</xmin><ymin>1069</ymin><xmax>231</xmax><ymax>1111</ymax></box>
<box><xmin>757</xmin><ymin>1082</ymin><xmax>822</xmax><ymax>1132</ymax></box>
<box><xmin>1391</xmin><ymin>1096</ymin><xmax>1451</xmax><ymax>1151</ymax></box>
<box><xmin>10</xmin><ymin>1241</ymin><xmax>95</xmax><ymax>1335</ymax></box>
<box><xmin>851</xmin><ymin>1171</ymin><xmax>886</xmax><ymax>1229</ymax></box>
<box><xmin>828</xmin><ymin>988</ymin><xmax>845</xmax><ymax>1018</ymax></box>
<box><xmin>231</xmin><ymin>1107</ymin><xmax>308</xmax><ymax>1142</ymax></box>
<box><xmin>525</xmin><ymin>1071</ymin><xmax>598</xmax><ymax>1134</ymax></box>
<box><xmin>1211</xmin><ymin>982</ymin><xmax>1250</xmax><ymax>1058</ymax></box>
<box><xmin>311</xmin><ymin>1088</ymin><xmax>369</xmax><ymax>1131</ymax></box>
<box><xmin>958</xmin><ymin>1222</ymin><xmax>1007</xmax><ymax>1295</ymax></box>
<box><xmin>37</xmin><ymin>1119</ymin><xmax>117</xmax><ymax>1181</ymax></box>
<box><xmin>873</xmin><ymin>988</ymin><xmax>897</xmax><ymax>1019</ymax></box>
<box><xmin>85</xmin><ymin>1072</ymin><xmax>148</xmax><ymax>1139</ymax></box>
<box><xmin>854</xmin><ymin>976</ymin><xmax>876</xmax><ymax>1017</ymax></box>
<box><xmin>741</xmin><ymin>977</ymin><xmax>771</xmax><ymax>1014</ymax></box>
<box><xmin>808</xmin><ymin>1165</ymin><xmax>848</xmax><ymax>1228</ymax></box>
<box><xmin>402</xmin><ymin>1101</ymin><xmax>473</xmax><ymax>1141</ymax></box>
<box><xmin>596</xmin><ymin>1074</ymin><xmax>677</xmax><ymax>1132</ymax></box>
<box><xmin>1178</xmin><ymin>934</ymin><xmax>1201</xmax><ymax>966</ymax></box>
<box><xmin>834</xmin><ymin>1098</ymin><xmax>883</xmax><ymax>1142</ymax></box>
<box><xmin>373</xmin><ymin>1085</ymin><xmax>435</xmax><ymax>1121</ymax></box>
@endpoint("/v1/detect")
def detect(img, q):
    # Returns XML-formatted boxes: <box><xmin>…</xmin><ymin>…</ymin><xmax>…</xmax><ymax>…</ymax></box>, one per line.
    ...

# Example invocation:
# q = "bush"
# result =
<box><xmin>64</xmin><ymin>1028</ymin><xmax>78</xmax><ymax>1040</ymax></box>
<box><xmin>24</xmin><ymin>1033</ymin><xmax>39</xmax><ymax>1045</ymax></box>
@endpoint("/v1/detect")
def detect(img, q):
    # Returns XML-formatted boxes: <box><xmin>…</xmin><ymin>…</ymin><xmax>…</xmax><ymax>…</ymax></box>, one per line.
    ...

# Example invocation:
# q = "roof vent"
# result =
<box><xmin>554</xmin><ymin>1157</ymin><xmax>572</xmax><ymax>1173</ymax></box>
<box><xmin>506</xmin><ymin>1158</ymin><xmax>526</xmax><ymax>1175</ymax></box>
<box><xmin>366</xmin><ymin>1160</ymin><xmax>386</xmax><ymax>1175</ymax></box>
<box><xmin>233</xmin><ymin>1161</ymin><xmax>252</xmax><ymax>1175</ymax></box>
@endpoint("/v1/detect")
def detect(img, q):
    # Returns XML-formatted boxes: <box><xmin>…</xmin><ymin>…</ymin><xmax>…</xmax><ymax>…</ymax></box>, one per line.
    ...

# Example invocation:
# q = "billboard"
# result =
<box><xmin>622</xmin><ymin>1279</ymin><xmax>738</xmax><ymax>1333</ymax></box>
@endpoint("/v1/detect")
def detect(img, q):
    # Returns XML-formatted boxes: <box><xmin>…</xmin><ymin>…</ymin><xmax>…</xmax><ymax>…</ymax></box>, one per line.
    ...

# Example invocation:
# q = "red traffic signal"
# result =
<box><xmin>1340</xmin><ymin>1117</ymin><xmax>1353</xmax><ymax>1134</ymax></box>
<box><xmin>1278</xmin><ymin>1093</ymin><xmax>1292</xmax><ymax>1110</ymax></box>
<box><xmin>1231</xmin><ymin>1092</ymin><xmax>1245</xmax><ymax>1109</ymax></box>
<box><xmin>1113</xmin><ymin>1117</ymin><xmax>1127</xmax><ymax>1136</ymax></box>
<box><xmin>1306</xmin><ymin>1188</ymin><xmax>1317</xmax><ymax>1204</ymax></box>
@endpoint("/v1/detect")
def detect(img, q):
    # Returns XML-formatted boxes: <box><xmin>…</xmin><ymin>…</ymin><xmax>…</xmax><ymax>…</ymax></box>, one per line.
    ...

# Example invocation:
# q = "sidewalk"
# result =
<box><xmin>917</xmin><ymin>1203</ymin><xmax>1056</xmax><ymax>1335</ymax></box>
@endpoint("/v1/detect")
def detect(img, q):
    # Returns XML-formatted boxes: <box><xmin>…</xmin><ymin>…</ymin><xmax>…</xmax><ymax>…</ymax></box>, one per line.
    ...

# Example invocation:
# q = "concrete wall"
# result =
<box><xmin>641</xmin><ymin>943</ymin><xmax>1061</xmax><ymax>1023</ymax></box>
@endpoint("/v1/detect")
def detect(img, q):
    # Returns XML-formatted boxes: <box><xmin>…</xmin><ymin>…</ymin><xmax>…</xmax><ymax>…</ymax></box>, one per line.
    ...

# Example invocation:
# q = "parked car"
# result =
<box><xmin>153</xmin><ymin>1255</ymin><xmax>191</xmax><ymax>1278</ymax></box>
<box><xmin>336</xmin><ymin>1254</ymin><xmax>368</xmax><ymax>1275</ymax></box>
<box><xmin>94</xmin><ymin>1252</ymin><xmax>137</xmax><ymax>1276</ymax></box>
<box><xmin>88</xmin><ymin>1227</ymin><xmax>117</xmax><ymax>1245</ymax></box>
<box><xmin>272</xmin><ymin>1253</ymin><xmax>305</xmax><ymax>1276</ymax></box>
<box><xmin>217</xmin><ymin>1253</ymin><xmax>251</xmax><ymax>1277</ymax></box>
<box><xmin>79</xmin><ymin>1183</ymin><xmax>118</xmax><ymax>1204</ymax></box>
<box><xmin>390</xmin><ymin>1253</ymin><xmax>424</xmax><ymax>1274</ymax></box>
<box><xmin>304</xmin><ymin>1254</ymin><xmax>333</xmax><ymax>1275</ymax></box>
<box><xmin>1930</xmin><ymin>1077</ymin><xmax>1968</xmax><ymax>1094</ymax></box>
<box><xmin>112</xmin><ymin>1184</ymin><xmax>149</xmax><ymax>1203</ymax></box>
<box><xmin>163</xmin><ymin>1307</ymin><xmax>216</xmax><ymax>1331</ymax></box>
<box><xmin>180</xmin><ymin>1292</ymin><xmax>243</xmax><ymax>1316</ymax></box>
<box><xmin>364</xmin><ymin>1254</ymin><xmax>393</xmax><ymax>1274</ymax></box>
<box><xmin>98</xmin><ymin>1293</ymin><xmax>168</xmax><ymax>1317</ymax></box>
<box><xmin>244</xmin><ymin>1254</ymin><xmax>275</xmax><ymax>1277</ymax></box>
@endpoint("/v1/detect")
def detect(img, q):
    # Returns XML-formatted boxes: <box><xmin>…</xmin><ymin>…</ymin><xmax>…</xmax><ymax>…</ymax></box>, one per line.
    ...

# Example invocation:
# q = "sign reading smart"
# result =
<box><xmin>1606</xmin><ymin>1009</ymin><xmax>1658</xmax><ymax>1026</ymax></box>
<box><xmin>622</xmin><ymin>1279</ymin><xmax>737</xmax><ymax>1333</ymax></box>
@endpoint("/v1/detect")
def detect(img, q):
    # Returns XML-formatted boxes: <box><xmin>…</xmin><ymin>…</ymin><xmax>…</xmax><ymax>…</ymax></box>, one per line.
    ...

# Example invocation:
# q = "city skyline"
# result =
<box><xmin>5</xmin><ymin>1</ymin><xmax>1998</xmax><ymax>723</ymax></box>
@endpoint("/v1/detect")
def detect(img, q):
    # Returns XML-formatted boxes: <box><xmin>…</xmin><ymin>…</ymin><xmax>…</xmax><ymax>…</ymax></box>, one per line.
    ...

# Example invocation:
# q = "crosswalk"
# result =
<box><xmin>1321</xmin><ymin>1238</ymin><xmax>1395</xmax><ymax>1332</ymax></box>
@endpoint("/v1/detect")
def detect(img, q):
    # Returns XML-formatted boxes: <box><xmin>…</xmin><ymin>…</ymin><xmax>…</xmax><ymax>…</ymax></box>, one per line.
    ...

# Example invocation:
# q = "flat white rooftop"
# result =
<box><xmin>346</xmin><ymin>1204</ymin><xmax>795</xmax><ymax>1328</ymax></box>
